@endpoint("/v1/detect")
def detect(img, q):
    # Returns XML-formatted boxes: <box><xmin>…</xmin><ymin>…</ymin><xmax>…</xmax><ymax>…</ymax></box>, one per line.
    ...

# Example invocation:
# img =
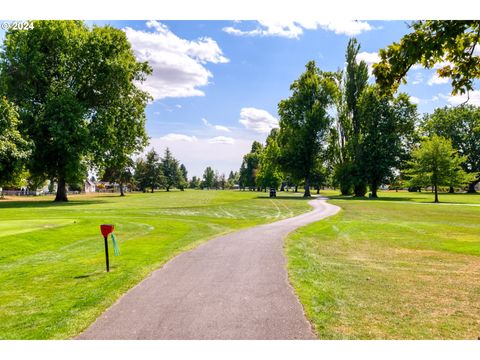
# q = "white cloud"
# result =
<box><xmin>124</xmin><ymin>21</ymin><xmax>228</xmax><ymax>100</ymax></box>
<box><xmin>428</xmin><ymin>73</ymin><xmax>450</xmax><ymax>86</ymax></box>
<box><xmin>412</xmin><ymin>72</ymin><xmax>424</xmax><ymax>85</ymax></box>
<box><xmin>160</xmin><ymin>133</ymin><xmax>198</xmax><ymax>142</ymax></box>
<box><xmin>214</xmin><ymin>125</ymin><xmax>231</xmax><ymax>132</ymax></box>
<box><xmin>239</xmin><ymin>107</ymin><xmax>279</xmax><ymax>134</ymax></box>
<box><xmin>202</xmin><ymin>118</ymin><xmax>231</xmax><ymax>132</ymax></box>
<box><xmin>309</xmin><ymin>20</ymin><xmax>375</xmax><ymax>36</ymax></box>
<box><xmin>409</xmin><ymin>96</ymin><xmax>420</xmax><ymax>104</ymax></box>
<box><xmin>356</xmin><ymin>51</ymin><xmax>380</xmax><ymax>65</ymax></box>
<box><xmin>446</xmin><ymin>90</ymin><xmax>480</xmax><ymax>106</ymax></box>
<box><xmin>208</xmin><ymin>136</ymin><xmax>235</xmax><ymax>144</ymax></box>
<box><xmin>223</xmin><ymin>20</ymin><xmax>375</xmax><ymax>39</ymax></box>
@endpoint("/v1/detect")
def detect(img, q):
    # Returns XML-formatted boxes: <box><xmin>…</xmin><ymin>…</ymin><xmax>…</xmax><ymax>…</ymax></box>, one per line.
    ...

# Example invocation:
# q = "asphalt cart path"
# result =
<box><xmin>77</xmin><ymin>196</ymin><xmax>340</xmax><ymax>339</ymax></box>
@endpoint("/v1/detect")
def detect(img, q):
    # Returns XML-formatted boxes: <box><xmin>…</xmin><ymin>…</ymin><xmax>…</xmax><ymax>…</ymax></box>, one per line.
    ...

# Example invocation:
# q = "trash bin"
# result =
<box><xmin>269</xmin><ymin>188</ymin><xmax>277</xmax><ymax>198</ymax></box>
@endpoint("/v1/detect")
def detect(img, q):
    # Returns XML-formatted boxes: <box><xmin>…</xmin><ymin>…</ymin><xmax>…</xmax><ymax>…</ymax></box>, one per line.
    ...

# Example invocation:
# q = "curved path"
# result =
<box><xmin>77</xmin><ymin>197</ymin><xmax>340</xmax><ymax>340</ymax></box>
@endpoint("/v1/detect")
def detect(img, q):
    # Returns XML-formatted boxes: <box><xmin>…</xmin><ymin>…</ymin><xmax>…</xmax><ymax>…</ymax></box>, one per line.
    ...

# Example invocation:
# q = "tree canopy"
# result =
<box><xmin>0</xmin><ymin>97</ymin><xmax>30</xmax><ymax>191</ymax></box>
<box><xmin>277</xmin><ymin>60</ymin><xmax>337</xmax><ymax>197</ymax></box>
<box><xmin>373</xmin><ymin>21</ymin><xmax>480</xmax><ymax>96</ymax></box>
<box><xmin>405</xmin><ymin>135</ymin><xmax>475</xmax><ymax>202</ymax></box>
<box><xmin>0</xmin><ymin>20</ymin><xmax>151</xmax><ymax>201</ymax></box>
<box><xmin>421</xmin><ymin>105</ymin><xmax>480</xmax><ymax>192</ymax></box>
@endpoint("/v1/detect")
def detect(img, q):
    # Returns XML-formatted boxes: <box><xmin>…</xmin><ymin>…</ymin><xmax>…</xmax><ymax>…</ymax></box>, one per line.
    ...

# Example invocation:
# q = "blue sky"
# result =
<box><xmin>2</xmin><ymin>20</ymin><xmax>479</xmax><ymax>177</ymax></box>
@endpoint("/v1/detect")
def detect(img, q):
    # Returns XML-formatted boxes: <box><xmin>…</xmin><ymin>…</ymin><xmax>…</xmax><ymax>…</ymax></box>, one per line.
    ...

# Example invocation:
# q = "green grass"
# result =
<box><xmin>0</xmin><ymin>190</ymin><xmax>311</xmax><ymax>339</ymax></box>
<box><xmin>287</xmin><ymin>190</ymin><xmax>480</xmax><ymax>339</ymax></box>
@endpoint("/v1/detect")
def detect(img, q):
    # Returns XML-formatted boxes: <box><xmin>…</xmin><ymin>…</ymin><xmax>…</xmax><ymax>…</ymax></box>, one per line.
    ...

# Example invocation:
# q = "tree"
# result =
<box><xmin>256</xmin><ymin>129</ymin><xmax>283</xmax><ymax>190</ymax></box>
<box><xmin>0</xmin><ymin>97</ymin><xmax>30</xmax><ymax>193</ymax></box>
<box><xmin>101</xmin><ymin>160</ymin><xmax>134</xmax><ymax>196</ymax></box>
<box><xmin>373</xmin><ymin>21</ymin><xmax>480</xmax><ymax>96</ymax></box>
<box><xmin>277</xmin><ymin>61</ymin><xmax>337</xmax><ymax>197</ymax></box>
<box><xmin>226</xmin><ymin>171</ymin><xmax>239</xmax><ymax>189</ymax></box>
<box><xmin>239</xmin><ymin>141</ymin><xmax>263</xmax><ymax>190</ymax></box>
<box><xmin>161</xmin><ymin>148</ymin><xmax>181</xmax><ymax>192</ymax></box>
<box><xmin>202</xmin><ymin>167</ymin><xmax>215</xmax><ymax>189</ymax></box>
<box><xmin>421</xmin><ymin>105</ymin><xmax>480</xmax><ymax>193</ymax></box>
<box><xmin>331</xmin><ymin>38</ymin><xmax>369</xmax><ymax>196</ymax></box>
<box><xmin>0</xmin><ymin>21</ymin><xmax>151</xmax><ymax>201</ymax></box>
<box><xmin>134</xmin><ymin>149</ymin><xmax>163</xmax><ymax>193</ymax></box>
<box><xmin>178</xmin><ymin>164</ymin><xmax>188</xmax><ymax>191</ymax></box>
<box><xmin>189</xmin><ymin>176</ymin><xmax>201</xmax><ymax>189</ymax></box>
<box><xmin>356</xmin><ymin>87</ymin><xmax>417</xmax><ymax>198</ymax></box>
<box><xmin>405</xmin><ymin>135</ymin><xmax>475</xmax><ymax>203</ymax></box>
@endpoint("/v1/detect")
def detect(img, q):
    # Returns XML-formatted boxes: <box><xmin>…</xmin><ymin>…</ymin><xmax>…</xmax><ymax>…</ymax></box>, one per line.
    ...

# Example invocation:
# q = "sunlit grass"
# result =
<box><xmin>287</xmin><ymin>192</ymin><xmax>480</xmax><ymax>339</ymax></box>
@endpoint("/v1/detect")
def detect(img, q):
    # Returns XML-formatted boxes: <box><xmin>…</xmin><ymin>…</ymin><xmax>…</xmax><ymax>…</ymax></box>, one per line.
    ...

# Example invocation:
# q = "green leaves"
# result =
<box><xmin>405</xmin><ymin>135</ymin><xmax>475</xmax><ymax>202</ymax></box>
<box><xmin>373</xmin><ymin>21</ymin><xmax>480</xmax><ymax>96</ymax></box>
<box><xmin>0</xmin><ymin>21</ymin><xmax>151</xmax><ymax>200</ymax></box>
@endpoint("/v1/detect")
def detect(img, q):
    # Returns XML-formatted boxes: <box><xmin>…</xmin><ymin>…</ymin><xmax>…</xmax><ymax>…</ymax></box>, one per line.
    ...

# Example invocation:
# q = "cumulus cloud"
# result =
<box><xmin>409</xmin><ymin>96</ymin><xmax>420</xmax><ymax>104</ymax></box>
<box><xmin>356</xmin><ymin>51</ymin><xmax>380</xmax><ymax>75</ymax></box>
<box><xmin>160</xmin><ymin>133</ymin><xmax>198</xmax><ymax>142</ymax></box>
<box><xmin>208</xmin><ymin>136</ymin><xmax>235</xmax><ymax>144</ymax></box>
<box><xmin>445</xmin><ymin>90</ymin><xmax>480</xmax><ymax>106</ymax></box>
<box><xmin>223</xmin><ymin>20</ymin><xmax>375</xmax><ymax>39</ymax></box>
<box><xmin>428</xmin><ymin>73</ymin><xmax>450</xmax><ymax>86</ymax></box>
<box><xmin>239</xmin><ymin>107</ymin><xmax>279</xmax><ymax>133</ymax></box>
<box><xmin>124</xmin><ymin>21</ymin><xmax>229</xmax><ymax>100</ymax></box>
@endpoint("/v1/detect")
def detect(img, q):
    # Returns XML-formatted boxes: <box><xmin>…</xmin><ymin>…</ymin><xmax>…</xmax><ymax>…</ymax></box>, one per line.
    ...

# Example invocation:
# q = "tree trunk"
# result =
<box><xmin>354</xmin><ymin>183</ymin><xmax>366</xmax><ymax>197</ymax></box>
<box><xmin>448</xmin><ymin>186</ymin><xmax>454</xmax><ymax>194</ymax></box>
<box><xmin>371</xmin><ymin>182</ymin><xmax>378</xmax><ymax>198</ymax></box>
<box><xmin>467</xmin><ymin>181</ymin><xmax>477</xmax><ymax>193</ymax></box>
<box><xmin>166</xmin><ymin>186</ymin><xmax>170</xmax><ymax>192</ymax></box>
<box><xmin>304</xmin><ymin>178</ymin><xmax>311</xmax><ymax>197</ymax></box>
<box><xmin>316</xmin><ymin>186</ymin><xmax>320</xmax><ymax>195</ymax></box>
<box><xmin>54</xmin><ymin>177</ymin><xmax>68</xmax><ymax>202</ymax></box>
<box><xmin>151</xmin><ymin>187</ymin><xmax>154</xmax><ymax>193</ymax></box>
<box><xmin>294</xmin><ymin>185</ymin><xmax>298</xmax><ymax>193</ymax></box>
<box><xmin>280</xmin><ymin>183</ymin><xmax>285</xmax><ymax>191</ymax></box>
<box><xmin>120</xmin><ymin>181</ymin><xmax>125</xmax><ymax>196</ymax></box>
<box><xmin>434</xmin><ymin>183</ymin><xmax>439</xmax><ymax>203</ymax></box>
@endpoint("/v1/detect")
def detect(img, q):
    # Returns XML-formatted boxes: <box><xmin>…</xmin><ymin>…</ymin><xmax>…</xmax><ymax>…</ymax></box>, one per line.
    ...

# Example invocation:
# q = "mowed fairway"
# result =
<box><xmin>287</xmin><ymin>191</ymin><xmax>480</xmax><ymax>339</ymax></box>
<box><xmin>0</xmin><ymin>190</ymin><xmax>311</xmax><ymax>339</ymax></box>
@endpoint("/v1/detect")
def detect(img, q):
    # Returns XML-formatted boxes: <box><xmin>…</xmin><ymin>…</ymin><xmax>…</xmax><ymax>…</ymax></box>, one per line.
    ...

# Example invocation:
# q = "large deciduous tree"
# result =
<box><xmin>357</xmin><ymin>88</ymin><xmax>417</xmax><ymax>197</ymax></box>
<box><xmin>421</xmin><ymin>105</ymin><xmax>480</xmax><ymax>192</ymax></box>
<box><xmin>277</xmin><ymin>60</ymin><xmax>336</xmax><ymax>197</ymax></box>
<box><xmin>0</xmin><ymin>21</ymin><xmax>151</xmax><ymax>201</ymax></box>
<box><xmin>373</xmin><ymin>21</ymin><xmax>480</xmax><ymax>96</ymax></box>
<box><xmin>405</xmin><ymin>135</ymin><xmax>475</xmax><ymax>203</ymax></box>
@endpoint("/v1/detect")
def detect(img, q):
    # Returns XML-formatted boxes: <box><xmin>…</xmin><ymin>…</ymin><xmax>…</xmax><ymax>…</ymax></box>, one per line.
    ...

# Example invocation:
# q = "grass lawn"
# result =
<box><xmin>287</xmin><ymin>190</ymin><xmax>480</xmax><ymax>339</ymax></box>
<box><xmin>0</xmin><ymin>190</ymin><xmax>311</xmax><ymax>339</ymax></box>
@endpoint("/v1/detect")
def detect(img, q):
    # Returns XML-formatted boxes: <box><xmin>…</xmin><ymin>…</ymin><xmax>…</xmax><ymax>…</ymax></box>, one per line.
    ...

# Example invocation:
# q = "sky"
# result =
<box><xmin>2</xmin><ymin>20</ymin><xmax>479</xmax><ymax>178</ymax></box>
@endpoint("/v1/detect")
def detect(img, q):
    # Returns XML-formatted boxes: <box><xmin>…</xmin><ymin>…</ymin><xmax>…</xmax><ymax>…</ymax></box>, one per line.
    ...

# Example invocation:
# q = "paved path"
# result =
<box><xmin>77</xmin><ymin>197</ymin><xmax>340</xmax><ymax>340</ymax></box>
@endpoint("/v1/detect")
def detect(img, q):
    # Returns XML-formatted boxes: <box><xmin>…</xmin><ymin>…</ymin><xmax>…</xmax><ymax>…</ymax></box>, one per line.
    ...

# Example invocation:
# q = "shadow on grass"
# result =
<box><xmin>327</xmin><ymin>195</ymin><xmax>417</xmax><ymax>202</ymax></box>
<box><xmin>0</xmin><ymin>199</ymin><xmax>106</xmax><ymax>209</ymax></box>
<box><xmin>255</xmin><ymin>195</ymin><xmax>313</xmax><ymax>201</ymax></box>
<box><xmin>327</xmin><ymin>192</ymin><xmax>480</xmax><ymax>204</ymax></box>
